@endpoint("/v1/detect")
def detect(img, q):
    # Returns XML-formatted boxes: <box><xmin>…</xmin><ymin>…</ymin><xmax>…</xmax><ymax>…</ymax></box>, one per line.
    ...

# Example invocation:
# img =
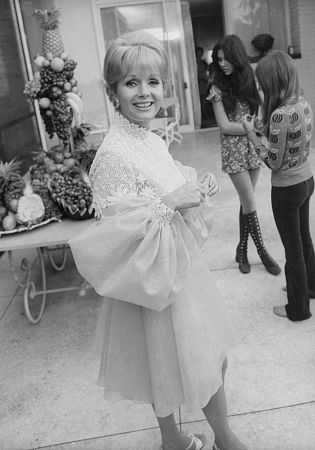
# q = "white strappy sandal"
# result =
<box><xmin>213</xmin><ymin>444</ymin><xmax>221</xmax><ymax>450</ymax></box>
<box><xmin>160</xmin><ymin>433</ymin><xmax>206</xmax><ymax>450</ymax></box>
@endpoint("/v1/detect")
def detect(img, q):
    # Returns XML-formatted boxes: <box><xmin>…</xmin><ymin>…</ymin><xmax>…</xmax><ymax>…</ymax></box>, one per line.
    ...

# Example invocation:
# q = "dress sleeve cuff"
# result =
<box><xmin>153</xmin><ymin>199</ymin><xmax>174</xmax><ymax>224</ymax></box>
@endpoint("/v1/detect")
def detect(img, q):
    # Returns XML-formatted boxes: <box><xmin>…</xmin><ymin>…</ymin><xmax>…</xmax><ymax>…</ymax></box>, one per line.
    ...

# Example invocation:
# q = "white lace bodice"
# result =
<box><xmin>89</xmin><ymin>113</ymin><xmax>186</xmax><ymax>210</ymax></box>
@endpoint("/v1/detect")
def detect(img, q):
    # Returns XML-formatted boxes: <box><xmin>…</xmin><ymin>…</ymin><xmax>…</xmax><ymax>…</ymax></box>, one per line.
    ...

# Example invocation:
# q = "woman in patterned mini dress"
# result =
<box><xmin>207</xmin><ymin>34</ymin><xmax>281</xmax><ymax>276</ymax></box>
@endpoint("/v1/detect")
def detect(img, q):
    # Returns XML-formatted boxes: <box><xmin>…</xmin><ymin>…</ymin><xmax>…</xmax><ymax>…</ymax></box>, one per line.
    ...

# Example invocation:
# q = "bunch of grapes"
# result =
<box><xmin>37</xmin><ymin>64</ymin><xmax>80</xmax><ymax>146</ymax></box>
<box><xmin>39</xmin><ymin>66</ymin><xmax>67</xmax><ymax>93</ymax></box>
<box><xmin>39</xmin><ymin>95</ymin><xmax>72</xmax><ymax>146</ymax></box>
<box><xmin>51</xmin><ymin>95</ymin><xmax>72</xmax><ymax>147</ymax></box>
<box><xmin>41</xmin><ymin>113</ymin><xmax>55</xmax><ymax>139</ymax></box>
<box><xmin>23</xmin><ymin>78</ymin><xmax>41</xmax><ymax>102</ymax></box>
<box><xmin>49</xmin><ymin>171</ymin><xmax>93</xmax><ymax>219</ymax></box>
<box><xmin>63</xmin><ymin>59</ymin><xmax>77</xmax><ymax>81</ymax></box>
<box><xmin>24</xmin><ymin>55</ymin><xmax>81</xmax><ymax>149</ymax></box>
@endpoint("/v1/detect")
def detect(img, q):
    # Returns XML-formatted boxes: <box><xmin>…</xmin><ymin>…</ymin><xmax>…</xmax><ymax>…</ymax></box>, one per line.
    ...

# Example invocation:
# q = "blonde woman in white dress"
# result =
<box><xmin>70</xmin><ymin>31</ymin><xmax>247</xmax><ymax>450</ymax></box>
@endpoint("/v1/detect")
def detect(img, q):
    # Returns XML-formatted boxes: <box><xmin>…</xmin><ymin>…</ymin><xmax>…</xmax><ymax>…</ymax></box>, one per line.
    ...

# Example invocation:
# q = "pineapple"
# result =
<box><xmin>0</xmin><ymin>159</ymin><xmax>25</xmax><ymax>212</ymax></box>
<box><xmin>34</xmin><ymin>9</ymin><xmax>64</xmax><ymax>57</ymax></box>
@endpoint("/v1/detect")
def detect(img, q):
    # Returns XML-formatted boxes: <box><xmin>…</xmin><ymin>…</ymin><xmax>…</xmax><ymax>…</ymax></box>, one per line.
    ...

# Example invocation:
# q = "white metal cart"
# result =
<box><xmin>0</xmin><ymin>218</ymin><xmax>94</xmax><ymax>324</ymax></box>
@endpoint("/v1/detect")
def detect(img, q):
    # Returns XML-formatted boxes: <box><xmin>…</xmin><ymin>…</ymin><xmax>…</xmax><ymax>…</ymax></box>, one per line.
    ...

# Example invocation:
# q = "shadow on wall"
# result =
<box><xmin>232</xmin><ymin>0</ymin><xmax>287</xmax><ymax>55</ymax></box>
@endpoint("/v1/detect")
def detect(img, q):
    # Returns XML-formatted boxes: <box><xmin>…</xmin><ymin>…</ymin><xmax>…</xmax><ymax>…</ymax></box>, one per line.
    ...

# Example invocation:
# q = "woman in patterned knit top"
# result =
<box><xmin>207</xmin><ymin>35</ymin><xmax>281</xmax><ymax>277</ymax></box>
<box><xmin>243</xmin><ymin>50</ymin><xmax>315</xmax><ymax>321</ymax></box>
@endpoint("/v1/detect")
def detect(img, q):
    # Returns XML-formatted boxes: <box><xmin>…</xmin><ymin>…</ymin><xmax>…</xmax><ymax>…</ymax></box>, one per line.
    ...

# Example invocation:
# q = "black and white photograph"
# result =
<box><xmin>0</xmin><ymin>0</ymin><xmax>314</xmax><ymax>449</ymax></box>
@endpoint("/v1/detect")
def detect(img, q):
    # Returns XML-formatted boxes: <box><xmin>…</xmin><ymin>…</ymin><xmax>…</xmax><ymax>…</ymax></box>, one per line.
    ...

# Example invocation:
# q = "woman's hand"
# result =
<box><xmin>199</xmin><ymin>172</ymin><xmax>221</xmax><ymax>197</ymax></box>
<box><xmin>242</xmin><ymin>114</ymin><xmax>256</xmax><ymax>133</ymax></box>
<box><xmin>162</xmin><ymin>182</ymin><xmax>206</xmax><ymax>211</ymax></box>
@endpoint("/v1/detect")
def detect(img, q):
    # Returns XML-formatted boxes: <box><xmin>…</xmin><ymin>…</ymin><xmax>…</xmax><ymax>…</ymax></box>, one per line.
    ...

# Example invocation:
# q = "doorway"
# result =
<box><xmin>91</xmin><ymin>0</ymin><xmax>195</xmax><ymax>132</ymax></box>
<box><xmin>189</xmin><ymin>0</ymin><xmax>224</xmax><ymax>129</ymax></box>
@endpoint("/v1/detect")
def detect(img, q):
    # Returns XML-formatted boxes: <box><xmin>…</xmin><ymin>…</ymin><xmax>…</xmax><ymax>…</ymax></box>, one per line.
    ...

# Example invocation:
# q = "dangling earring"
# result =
<box><xmin>113</xmin><ymin>97</ymin><xmax>120</xmax><ymax>110</ymax></box>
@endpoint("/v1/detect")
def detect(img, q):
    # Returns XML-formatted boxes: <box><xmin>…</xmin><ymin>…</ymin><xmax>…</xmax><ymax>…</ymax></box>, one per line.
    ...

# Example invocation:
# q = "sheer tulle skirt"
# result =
<box><xmin>96</xmin><ymin>255</ymin><xmax>237</xmax><ymax>418</ymax></box>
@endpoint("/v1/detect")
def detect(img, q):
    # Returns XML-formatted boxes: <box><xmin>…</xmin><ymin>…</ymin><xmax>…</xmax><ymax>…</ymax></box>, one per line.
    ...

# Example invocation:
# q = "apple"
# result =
<box><xmin>60</xmin><ymin>52</ymin><xmax>69</xmax><ymax>61</ymax></box>
<box><xmin>50</xmin><ymin>57</ymin><xmax>65</xmax><ymax>72</ymax></box>
<box><xmin>8</xmin><ymin>198</ymin><xmax>19</xmax><ymax>213</ymax></box>
<box><xmin>39</xmin><ymin>97</ymin><xmax>51</xmax><ymax>109</ymax></box>
<box><xmin>34</xmin><ymin>55</ymin><xmax>46</xmax><ymax>68</ymax></box>
<box><xmin>63</xmin><ymin>158</ymin><xmax>75</xmax><ymax>169</ymax></box>
<box><xmin>63</xmin><ymin>82</ymin><xmax>72</xmax><ymax>92</ymax></box>
<box><xmin>54</xmin><ymin>152</ymin><xmax>64</xmax><ymax>164</ymax></box>
<box><xmin>45</xmin><ymin>162</ymin><xmax>57</xmax><ymax>174</ymax></box>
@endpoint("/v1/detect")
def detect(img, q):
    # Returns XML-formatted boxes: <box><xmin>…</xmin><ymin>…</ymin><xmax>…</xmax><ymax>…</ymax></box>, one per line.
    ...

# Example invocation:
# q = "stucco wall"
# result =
<box><xmin>295</xmin><ymin>0</ymin><xmax>315</xmax><ymax>112</ymax></box>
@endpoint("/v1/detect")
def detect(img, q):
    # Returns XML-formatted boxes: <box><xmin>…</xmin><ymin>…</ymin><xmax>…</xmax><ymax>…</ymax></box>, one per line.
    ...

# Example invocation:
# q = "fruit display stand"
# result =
<box><xmin>0</xmin><ymin>218</ymin><xmax>93</xmax><ymax>324</ymax></box>
<box><xmin>21</xmin><ymin>8</ymin><xmax>96</xmax><ymax>224</ymax></box>
<box><xmin>0</xmin><ymin>8</ymin><xmax>99</xmax><ymax>324</ymax></box>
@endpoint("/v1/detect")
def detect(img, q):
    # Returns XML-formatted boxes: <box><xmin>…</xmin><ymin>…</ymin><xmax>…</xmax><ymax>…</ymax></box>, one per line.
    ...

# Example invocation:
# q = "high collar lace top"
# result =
<box><xmin>89</xmin><ymin>113</ymin><xmax>186</xmax><ymax>210</ymax></box>
<box><xmin>112</xmin><ymin>112</ymin><xmax>150</xmax><ymax>140</ymax></box>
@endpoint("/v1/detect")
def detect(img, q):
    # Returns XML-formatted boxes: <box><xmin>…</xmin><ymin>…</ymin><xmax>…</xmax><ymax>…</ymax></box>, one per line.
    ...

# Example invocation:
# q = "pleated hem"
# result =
<box><xmin>97</xmin><ymin>353</ymin><xmax>226</xmax><ymax>418</ymax></box>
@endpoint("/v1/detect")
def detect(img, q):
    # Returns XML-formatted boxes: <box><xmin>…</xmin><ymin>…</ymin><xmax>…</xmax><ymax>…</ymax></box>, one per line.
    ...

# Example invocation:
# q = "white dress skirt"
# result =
<box><xmin>69</xmin><ymin>113</ymin><xmax>237</xmax><ymax>417</ymax></box>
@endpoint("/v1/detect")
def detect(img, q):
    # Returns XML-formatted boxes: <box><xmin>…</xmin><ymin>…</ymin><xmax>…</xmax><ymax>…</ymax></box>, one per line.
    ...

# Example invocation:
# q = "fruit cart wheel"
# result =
<box><xmin>23</xmin><ymin>281</ymin><xmax>46</xmax><ymax>324</ymax></box>
<box><xmin>7</xmin><ymin>251</ymin><xmax>31</xmax><ymax>288</ymax></box>
<box><xmin>46</xmin><ymin>245</ymin><xmax>67</xmax><ymax>271</ymax></box>
<box><xmin>23</xmin><ymin>247</ymin><xmax>47</xmax><ymax>324</ymax></box>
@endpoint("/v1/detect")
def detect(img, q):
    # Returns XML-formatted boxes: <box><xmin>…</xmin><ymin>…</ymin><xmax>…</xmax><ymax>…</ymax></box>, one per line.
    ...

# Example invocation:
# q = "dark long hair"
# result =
<box><xmin>212</xmin><ymin>35</ymin><xmax>260</xmax><ymax>115</ymax></box>
<box><xmin>255</xmin><ymin>50</ymin><xmax>301</xmax><ymax>135</ymax></box>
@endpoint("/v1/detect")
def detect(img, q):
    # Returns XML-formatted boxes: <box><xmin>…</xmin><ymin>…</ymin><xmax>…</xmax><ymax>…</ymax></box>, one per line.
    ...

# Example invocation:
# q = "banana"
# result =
<box><xmin>66</xmin><ymin>92</ymin><xmax>84</xmax><ymax>115</ymax></box>
<box><xmin>67</xmin><ymin>97</ymin><xmax>81</xmax><ymax>128</ymax></box>
<box><xmin>70</xmin><ymin>111</ymin><xmax>76</xmax><ymax>128</ymax></box>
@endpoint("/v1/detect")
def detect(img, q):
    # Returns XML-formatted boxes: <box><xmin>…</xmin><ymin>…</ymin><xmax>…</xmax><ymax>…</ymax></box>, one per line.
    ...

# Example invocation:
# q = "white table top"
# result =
<box><xmin>0</xmin><ymin>218</ymin><xmax>94</xmax><ymax>252</ymax></box>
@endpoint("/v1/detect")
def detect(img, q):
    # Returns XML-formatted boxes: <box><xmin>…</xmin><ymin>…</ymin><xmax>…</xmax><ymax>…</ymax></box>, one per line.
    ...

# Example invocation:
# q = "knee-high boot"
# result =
<box><xmin>244</xmin><ymin>210</ymin><xmax>281</xmax><ymax>276</ymax></box>
<box><xmin>235</xmin><ymin>206</ymin><xmax>250</xmax><ymax>273</ymax></box>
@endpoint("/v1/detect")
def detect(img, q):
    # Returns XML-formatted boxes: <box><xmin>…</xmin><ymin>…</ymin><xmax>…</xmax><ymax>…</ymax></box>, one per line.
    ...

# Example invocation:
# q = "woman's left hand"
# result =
<box><xmin>242</xmin><ymin>114</ymin><xmax>255</xmax><ymax>133</ymax></box>
<box><xmin>199</xmin><ymin>172</ymin><xmax>221</xmax><ymax>198</ymax></box>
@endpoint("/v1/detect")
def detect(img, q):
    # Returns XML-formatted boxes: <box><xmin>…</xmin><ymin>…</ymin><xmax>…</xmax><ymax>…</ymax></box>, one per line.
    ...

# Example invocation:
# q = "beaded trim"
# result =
<box><xmin>153</xmin><ymin>199</ymin><xmax>174</xmax><ymax>224</ymax></box>
<box><xmin>113</xmin><ymin>112</ymin><xmax>149</xmax><ymax>140</ymax></box>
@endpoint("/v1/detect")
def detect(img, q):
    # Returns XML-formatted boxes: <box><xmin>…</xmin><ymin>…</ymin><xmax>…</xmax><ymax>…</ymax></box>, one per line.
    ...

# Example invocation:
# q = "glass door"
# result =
<box><xmin>1</xmin><ymin>0</ymin><xmax>43</xmax><ymax>170</ymax></box>
<box><xmin>91</xmin><ymin>0</ymin><xmax>194</xmax><ymax>131</ymax></box>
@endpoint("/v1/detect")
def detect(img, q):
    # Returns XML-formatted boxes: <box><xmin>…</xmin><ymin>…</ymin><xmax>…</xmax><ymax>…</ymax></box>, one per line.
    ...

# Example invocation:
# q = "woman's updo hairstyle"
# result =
<box><xmin>103</xmin><ymin>30</ymin><xmax>169</xmax><ymax>104</ymax></box>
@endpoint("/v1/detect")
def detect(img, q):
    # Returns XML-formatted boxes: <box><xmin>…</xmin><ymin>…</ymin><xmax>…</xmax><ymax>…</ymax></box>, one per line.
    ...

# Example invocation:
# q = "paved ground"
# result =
<box><xmin>0</xmin><ymin>129</ymin><xmax>315</xmax><ymax>450</ymax></box>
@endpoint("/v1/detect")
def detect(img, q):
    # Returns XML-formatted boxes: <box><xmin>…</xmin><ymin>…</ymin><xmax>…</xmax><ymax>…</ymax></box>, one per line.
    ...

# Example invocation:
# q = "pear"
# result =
<box><xmin>2</xmin><ymin>212</ymin><xmax>17</xmax><ymax>231</ymax></box>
